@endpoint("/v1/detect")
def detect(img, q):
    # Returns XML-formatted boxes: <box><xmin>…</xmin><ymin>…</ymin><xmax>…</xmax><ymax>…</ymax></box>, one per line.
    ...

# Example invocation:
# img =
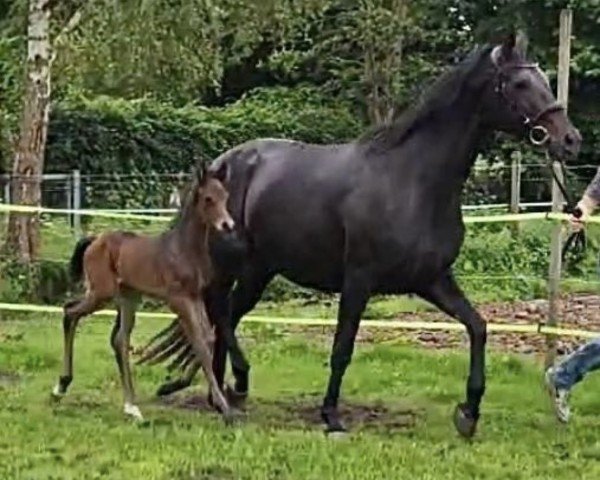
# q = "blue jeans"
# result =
<box><xmin>554</xmin><ymin>337</ymin><xmax>600</xmax><ymax>390</ymax></box>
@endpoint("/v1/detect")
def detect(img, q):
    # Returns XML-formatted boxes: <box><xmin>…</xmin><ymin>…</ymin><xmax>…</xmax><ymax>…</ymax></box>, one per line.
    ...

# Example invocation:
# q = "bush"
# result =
<box><xmin>45</xmin><ymin>85</ymin><xmax>363</xmax><ymax>208</ymax></box>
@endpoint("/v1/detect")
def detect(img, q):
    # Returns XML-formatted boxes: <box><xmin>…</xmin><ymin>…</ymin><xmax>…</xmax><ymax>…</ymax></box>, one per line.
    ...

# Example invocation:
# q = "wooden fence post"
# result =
<box><xmin>510</xmin><ymin>151</ymin><xmax>522</xmax><ymax>234</ymax></box>
<box><xmin>546</xmin><ymin>8</ymin><xmax>572</xmax><ymax>368</ymax></box>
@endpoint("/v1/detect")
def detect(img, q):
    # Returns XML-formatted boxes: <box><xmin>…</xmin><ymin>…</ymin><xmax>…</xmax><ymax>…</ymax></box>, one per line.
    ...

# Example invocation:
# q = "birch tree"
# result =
<box><xmin>4</xmin><ymin>0</ymin><xmax>87</xmax><ymax>263</ymax></box>
<box><xmin>5</xmin><ymin>0</ymin><xmax>52</xmax><ymax>263</ymax></box>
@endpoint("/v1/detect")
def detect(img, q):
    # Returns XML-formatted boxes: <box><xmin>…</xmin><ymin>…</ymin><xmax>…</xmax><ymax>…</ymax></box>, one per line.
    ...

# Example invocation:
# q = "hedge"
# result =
<box><xmin>45</xmin><ymin>86</ymin><xmax>363</xmax><ymax>208</ymax></box>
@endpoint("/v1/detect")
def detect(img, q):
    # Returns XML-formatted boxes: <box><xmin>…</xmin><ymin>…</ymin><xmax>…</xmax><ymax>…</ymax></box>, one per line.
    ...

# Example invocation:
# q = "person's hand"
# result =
<box><xmin>569</xmin><ymin>195</ymin><xmax>596</xmax><ymax>232</ymax></box>
<box><xmin>569</xmin><ymin>208</ymin><xmax>585</xmax><ymax>232</ymax></box>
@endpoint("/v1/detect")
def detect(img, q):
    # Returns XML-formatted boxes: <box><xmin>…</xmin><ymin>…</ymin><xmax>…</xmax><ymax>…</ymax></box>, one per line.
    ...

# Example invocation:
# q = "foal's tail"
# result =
<box><xmin>69</xmin><ymin>236</ymin><xmax>96</xmax><ymax>282</ymax></box>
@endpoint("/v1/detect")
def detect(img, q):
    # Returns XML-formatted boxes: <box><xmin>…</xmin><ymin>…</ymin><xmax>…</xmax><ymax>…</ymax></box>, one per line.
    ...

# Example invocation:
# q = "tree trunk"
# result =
<box><xmin>363</xmin><ymin>0</ymin><xmax>407</xmax><ymax>126</ymax></box>
<box><xmin>5</xmin><ymin>0</ymin><xmax>52</xmax><ymax>263</ymax></box>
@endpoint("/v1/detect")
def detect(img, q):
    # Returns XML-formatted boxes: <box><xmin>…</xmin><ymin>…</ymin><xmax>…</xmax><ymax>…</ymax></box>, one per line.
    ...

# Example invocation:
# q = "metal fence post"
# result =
<box><xmin>72</xmin><ymin>169</ymin><xmax>82</xmax><ymax>237</ymax></box>
<box><xmin>510</xmin><ymin>151</ymin><xmax>522</xmax><ymax>234</ymax></box>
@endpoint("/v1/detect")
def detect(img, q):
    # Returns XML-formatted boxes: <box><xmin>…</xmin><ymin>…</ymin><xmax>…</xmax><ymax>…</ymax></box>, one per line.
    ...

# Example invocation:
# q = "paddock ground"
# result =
<box><xmin>2</xmin><ymin>312</ymin><xmax>600</xmax><ymax>480</ymax></box>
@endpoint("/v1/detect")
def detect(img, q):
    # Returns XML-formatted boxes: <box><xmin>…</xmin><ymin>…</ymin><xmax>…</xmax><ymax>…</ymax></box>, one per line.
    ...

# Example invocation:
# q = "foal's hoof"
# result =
<box><xmin>453</xmin><ymin>403</ymin><xmax>478</xmax><ymax>439</ymax></box>
<box><xmin>326</xmin><ymin>429</ymin><xmax>349</xmax><ymax>440</ymax></box>
<box><xmin>124</xmin><ymin>403</ymin><xmax>145</xmax><ymax>422</ymax></box>
<box><xmin>50</xmin><ymin>384</ymin><xmax>64</xmax><ymax>402</ymax></box>
<box><xmin>222</xmin><ymin>409</ymin><xmax>242</xmax><ymax>427</ymax></box>
<box><xmin>225</xmin><ymin>384</ymin><xmax>248</xmax><ymax>409</ymax></box>
<box><xmin>51</xmin><ymin>376</ymin><xmax>71</xmax><ymax>401</ymax></box>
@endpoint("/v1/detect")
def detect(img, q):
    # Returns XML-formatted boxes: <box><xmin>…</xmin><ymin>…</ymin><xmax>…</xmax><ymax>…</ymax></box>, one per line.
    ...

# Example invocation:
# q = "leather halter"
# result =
<box><xmin>494</xmin><ymin>63</ymin><xmax>564</xmax><ymax>146</ymax></box>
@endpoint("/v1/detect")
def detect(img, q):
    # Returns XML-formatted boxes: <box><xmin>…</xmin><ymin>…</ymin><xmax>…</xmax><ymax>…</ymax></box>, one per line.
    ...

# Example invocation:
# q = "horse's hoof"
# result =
<box><xmin>321</xmin><ymin>407</ymin><xmax>347</xmax><ymax>436</ymax></box>
<box><xmin>222</xmin><ymin>409</ymin><xmax>238</xmax><ymax>427</ymax></box>
<box><xmin>326</xmin><ymin>429</ymin><xmax>349</xmax><ymax>440</ymax></box>
<box><xmin>225</xmin><ymin>384</ymin><xmax>248</xmax><ymax>409</ymax></box>
<box><xmin>50</xmin><ymin>384</ymin><xmax>64</xmax><ymax>402</ymax></box>
<box><xmin>124</xmin><ymin>403</ymin><xmax>145</xmax><ymax>422</ymax></box>
<box><xmin>453</xmin><ymin>403</ymin><xmax>478</xmax><ymax>439</ymax></box>
<box><xmin>207</xmin><ymin>392</ymin><xmax>222</xmax><ymax>413</ymax></box>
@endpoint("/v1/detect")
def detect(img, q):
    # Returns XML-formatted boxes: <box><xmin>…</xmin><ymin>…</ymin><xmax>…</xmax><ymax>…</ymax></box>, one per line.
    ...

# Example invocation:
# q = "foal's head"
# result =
<box><xmin>193</xmin><ymin>165</ymin><xmax>235</xmax><ymax>233</ymax></box>
<box><xmin>479</xmin><ymin>32</ymin><xmax>581</xmax><ymax>161</ymax></box>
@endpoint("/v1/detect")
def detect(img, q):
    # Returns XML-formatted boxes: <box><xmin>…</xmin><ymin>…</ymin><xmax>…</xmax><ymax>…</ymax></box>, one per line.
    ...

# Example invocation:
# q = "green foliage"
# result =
<box><xmin>45</xmin><ymin>85</ymin><xmax>362</xmax><ymax>208</ymax></box>
<box><xmin>1</xmin><ymin>213</ymin><xmax>599</xmax><ymax>307</ymax></box>
<box><xmin>0</xmin><ymin>34</ymin><xmax>23</xmax><ymax>171</ymax></box>
<box><xmin>0</xmin><ymin>255</ymin><xmax>70</xmax><ymax>305</ymax></box>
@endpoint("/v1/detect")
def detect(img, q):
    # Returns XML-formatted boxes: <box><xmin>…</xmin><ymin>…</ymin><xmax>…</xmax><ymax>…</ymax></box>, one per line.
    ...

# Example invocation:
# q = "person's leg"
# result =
<box><xmin>545</xmin><ymin>337</ymin><xmax>600</xmax><ymax>423</ymax></box>
<box><xmin>554</xmin><ymin>338</ymin><xmax>600</xmax><ymax>389</ymax></box>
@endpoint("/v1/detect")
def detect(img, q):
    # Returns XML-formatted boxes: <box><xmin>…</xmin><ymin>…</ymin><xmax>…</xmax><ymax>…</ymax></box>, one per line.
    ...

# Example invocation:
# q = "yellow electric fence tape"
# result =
<box><xmin>0</xmin><ymin>302</ymin><xmax>596</xmax><ymax>339</ymax></box>
<box><xmin>0</xmin><ymin>203</ymin><xmax>598</xmax><ymax>339</ymax></box>
<box><xmin>2</xmin><ymin>203</ymin><xmax>600</xmax><ymax>224</ymax></box>
<box><xmin>0</xmin><ymin>204</ymin><xmax>171</xmax><ymax>222</ymax></box>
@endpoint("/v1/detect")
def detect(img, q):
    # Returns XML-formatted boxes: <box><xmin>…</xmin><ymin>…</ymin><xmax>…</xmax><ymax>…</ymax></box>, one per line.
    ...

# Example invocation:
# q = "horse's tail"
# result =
<box><xmin>69</xmin><ymin>236</ymin><xmax>96</xmax><ymax>282</ymax></box>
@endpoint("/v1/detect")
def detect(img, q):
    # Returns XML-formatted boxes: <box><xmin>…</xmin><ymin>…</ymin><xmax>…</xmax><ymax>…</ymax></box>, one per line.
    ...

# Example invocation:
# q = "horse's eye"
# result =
<box><xmin>514</xmin><ymin>80</ymin><xmax>529</xmax><ymax>90</ymax></box>
<box><xmin>205</xmin><ymin>196</ymin><xmax>214</xmax><ymax>206</ymax></box>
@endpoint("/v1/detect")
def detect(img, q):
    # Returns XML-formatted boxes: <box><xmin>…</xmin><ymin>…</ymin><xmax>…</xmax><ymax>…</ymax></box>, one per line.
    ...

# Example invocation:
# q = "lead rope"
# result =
<box><xmin>550</xmin><ymin>161</ymin><xmax>586</xmax><ymax>262</ymax></box>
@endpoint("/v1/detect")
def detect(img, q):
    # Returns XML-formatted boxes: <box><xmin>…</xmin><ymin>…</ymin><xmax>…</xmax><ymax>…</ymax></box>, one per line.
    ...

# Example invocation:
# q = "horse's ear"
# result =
<box><xmin>196</xmin><ymin>163</ymin><xmax>207</xmax><ymax>185</ymax></box>
<box><xmin>211</xmin><ymin>161</ymin><xmax>228</xmax><ymax>183</ymax></box>
<box><xmin>515</xmin><ymin>30</ymin><xmax>528</xmax><ymax>57</ymax></box>
<box><xmin>492</xmin><ymin>32</ymin><xmax>516</xmax><ymax>67</ymax></box>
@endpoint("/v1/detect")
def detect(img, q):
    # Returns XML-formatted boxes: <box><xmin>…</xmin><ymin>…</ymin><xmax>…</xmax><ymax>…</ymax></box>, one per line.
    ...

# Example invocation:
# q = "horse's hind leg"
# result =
<box><xmin>52</xmin><ymin>294</ymin><xmax>106</xmax><ymax>400</ymax></box>
<box><xmin>213</xmin><ymin>267</ymin><xmax>273</xmax><ymax>401</ymax></box>
<box><xmin>113</xmin><ymin>295</ymin><xmax>143</xmax><ymax>421</ymax></box>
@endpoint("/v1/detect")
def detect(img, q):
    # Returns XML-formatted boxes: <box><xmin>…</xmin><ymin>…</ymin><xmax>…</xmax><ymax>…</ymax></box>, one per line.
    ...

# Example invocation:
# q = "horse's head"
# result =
<box><xmin>194</xmin><ymin>163</ymin><xmax>235</xmax><ymax>233</ymax></box>
<box><xmin>480</xmin><ymin>32</ymin><xmax>581</xmax><ymax>161</ymax></box>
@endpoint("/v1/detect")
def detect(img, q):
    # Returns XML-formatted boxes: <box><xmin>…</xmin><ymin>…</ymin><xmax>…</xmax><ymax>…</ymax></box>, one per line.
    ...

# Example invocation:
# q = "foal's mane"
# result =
<box><xmin>170</xmin><ymin>175</ymin><xmax>199</xmax><ymax>232</ymax></box>
<box><xmin>360</xmin><ymin>45</ymin><xmax>495</xmax><ymax>152</ymax></box>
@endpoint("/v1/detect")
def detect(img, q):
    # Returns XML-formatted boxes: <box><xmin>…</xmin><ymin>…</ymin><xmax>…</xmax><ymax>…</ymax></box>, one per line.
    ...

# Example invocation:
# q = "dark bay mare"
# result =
<box><xmin>140</xmin><ymin>34</ymin><xmax>581</xmax><ymax>438</ymax></box>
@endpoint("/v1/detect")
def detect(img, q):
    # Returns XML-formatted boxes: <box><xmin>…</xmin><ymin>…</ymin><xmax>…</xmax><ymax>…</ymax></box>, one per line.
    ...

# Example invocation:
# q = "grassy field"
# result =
<box><xmin>2</xmin><ymin>314</ymin><xmax>600</xmax><ymax>479</ymax></box>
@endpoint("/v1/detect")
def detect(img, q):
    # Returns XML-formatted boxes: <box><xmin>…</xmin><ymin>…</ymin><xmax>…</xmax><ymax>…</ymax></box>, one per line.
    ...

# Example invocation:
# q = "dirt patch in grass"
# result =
<box><xmin>159</xmin><ymin>391</ymin><xmax>420</xmax><ymax>433</ymax></box>
<box><xmin>0</xmin><ymin>370</ymin><xmax>20</xmax><ymax>386</ymax></box>
<box><xmin>273</xmin><ymin>293</ymin><xmax>600</xmax><ymax>356</ymax></box>
<box><xmin>270</xmin><ymin>397</ymin><xmax>420</xmax><ymax>431</ymax></box>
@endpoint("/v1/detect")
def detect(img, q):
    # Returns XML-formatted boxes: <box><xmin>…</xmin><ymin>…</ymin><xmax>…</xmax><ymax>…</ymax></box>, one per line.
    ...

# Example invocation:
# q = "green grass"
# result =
<box><xmin>2</xmin><ymin>315</ymin><xmax>600</xmax><ymax>479</ymax></box>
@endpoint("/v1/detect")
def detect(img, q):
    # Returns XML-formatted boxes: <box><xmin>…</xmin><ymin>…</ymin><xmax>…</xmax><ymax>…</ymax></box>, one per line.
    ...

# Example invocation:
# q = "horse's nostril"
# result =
<box><xmin>565</xmin><ymin>133</ymin><xmax>574</xmax><ymax>146</ymax></box>
<box><xmin>221</xmin><ymin>221</ymin><xmax>234</xmax><ymax>232</ymax></box>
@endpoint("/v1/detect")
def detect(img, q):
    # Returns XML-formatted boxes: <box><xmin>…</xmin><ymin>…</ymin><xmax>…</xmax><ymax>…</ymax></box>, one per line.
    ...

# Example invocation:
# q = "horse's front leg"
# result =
<box><xmin>321</xmin><ymin>268</ymin><xmax>371</xmax><ymax>434</ymax></box>
<box><xmin>419</xmin><ymin>271</ymin><xmax>487</xmax><ymax>439</ymax></box>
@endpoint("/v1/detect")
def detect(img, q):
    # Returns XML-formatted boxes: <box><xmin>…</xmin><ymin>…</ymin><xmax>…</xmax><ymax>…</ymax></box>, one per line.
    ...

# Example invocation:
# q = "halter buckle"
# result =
<box><xmin>529</xmin><ymin>125</ymin><xmax>550</xmax><ymax>146</ymax></box>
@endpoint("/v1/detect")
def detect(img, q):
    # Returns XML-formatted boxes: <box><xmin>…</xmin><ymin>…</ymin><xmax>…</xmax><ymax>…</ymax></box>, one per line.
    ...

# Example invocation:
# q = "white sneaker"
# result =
<box><xmin>545</xmin><ymin>367</ymin><xmax>571</xmax><ymax>423</ymax></box>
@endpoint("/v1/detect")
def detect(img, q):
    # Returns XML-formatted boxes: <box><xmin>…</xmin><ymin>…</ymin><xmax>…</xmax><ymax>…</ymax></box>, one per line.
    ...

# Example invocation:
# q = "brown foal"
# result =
<box><xmin>51</xmin><ymin>165</ymin><xmax>235</xmax><ymax>423</ymax></box>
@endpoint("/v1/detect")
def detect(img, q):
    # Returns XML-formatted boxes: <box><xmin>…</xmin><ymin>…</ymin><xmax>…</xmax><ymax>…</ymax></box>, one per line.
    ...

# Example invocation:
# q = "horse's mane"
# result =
<box><xmin>360</xmin><ymin>45</ymin><xmax>495</xmax><ymax>151</ymax></box>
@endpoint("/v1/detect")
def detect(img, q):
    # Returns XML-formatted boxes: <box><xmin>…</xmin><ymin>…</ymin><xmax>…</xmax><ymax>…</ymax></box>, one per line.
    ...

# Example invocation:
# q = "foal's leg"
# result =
<box><xmin>169</xmin><ymin>296</ymin><xmax>233</xmax><ymax>423</ymax></box>
<box><xmin>113</xmin><ymin>295</ymin><xmax>143</xmax><ymax>421</ymax></box>
<box><xmin>419</xmin><ymin>272</ymin><xmax>487</xmax><ymax>439</ymax></box>
<box><xmin>52</xmin><ymin>294</ymin><xmax>106</xmax><ymax>399</ymax></box>
<box><xmin>155</xmin><ymin>268</ymin><xmax>271</xmax><ymax>403</ymax></box>
<box><xmin>321</xmin><ymin>268</ymin><xmax>371</xmax><ymax>434</ymax></box>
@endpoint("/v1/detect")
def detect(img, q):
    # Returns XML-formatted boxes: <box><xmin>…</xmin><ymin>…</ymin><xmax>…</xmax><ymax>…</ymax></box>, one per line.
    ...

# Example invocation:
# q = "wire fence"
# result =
<box><xmin>1</xmin><ymin>160</ymin><xmax>599</xmax><ymax>257</ymax></box>
<box><xmin>0</xmin><ymin>160</ymin><xmax>599</xmax><ymax>339</ymax></box>
<box><xmin>3</xmin><ymin>158</ymin><xmax>597</xmax><ymax>208</ymax></box>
